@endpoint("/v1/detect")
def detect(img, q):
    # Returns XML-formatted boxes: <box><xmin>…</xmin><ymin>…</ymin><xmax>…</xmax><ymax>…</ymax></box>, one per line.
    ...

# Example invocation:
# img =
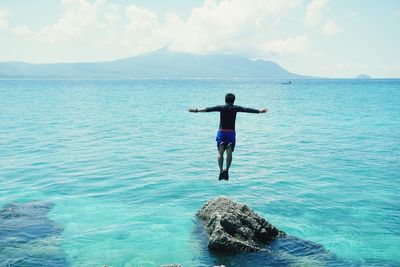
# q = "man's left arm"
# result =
<box><xmin>236</xmin><ymin>106</ymin><xmax>268</xmax><ymax>113</ymax></box>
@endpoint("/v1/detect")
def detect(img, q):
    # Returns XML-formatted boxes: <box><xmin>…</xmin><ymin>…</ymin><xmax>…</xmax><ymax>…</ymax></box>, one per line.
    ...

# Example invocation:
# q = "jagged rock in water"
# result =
<box><xmin>196</xmin><ymin>197</ymin><xmax>285</xmax><ymax>253</ymax></box>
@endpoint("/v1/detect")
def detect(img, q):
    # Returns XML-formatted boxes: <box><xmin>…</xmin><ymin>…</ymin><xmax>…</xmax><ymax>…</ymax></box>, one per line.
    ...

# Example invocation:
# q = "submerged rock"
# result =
<box><xmin>207</xmin><ymin>236</ymin><xmax>342</xmax><ymax>267</ymax></box>
<box><xmin>0</xmin><ymin>202</ymin><xmax>66</xmax><ymax>266</ymax></box>
<box><xmin>196</xmin><ymin>197</ymin><xmax>285</xmax><ymax>253</ymax></box>
<box><xmin>0</xmin><ymin>202</ymin><xmax>62</xmax><ymax>241</ymax></box>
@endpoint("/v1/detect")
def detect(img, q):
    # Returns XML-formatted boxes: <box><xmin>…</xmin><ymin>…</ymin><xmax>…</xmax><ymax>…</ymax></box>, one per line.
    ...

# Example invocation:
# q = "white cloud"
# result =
<box><xmin>5</xmin><ymin>0</ymin><xmax>123</xmax><ymax>47</ymax></box>
<box><xmin>163</xmin><ymin>0</ymin><xmax>303</xmax><ymax>56</ymax></box>
<box><xmin>114</xmin><ymin>0</ymin><xmax>306</xmax><ymax>57</ymax></box>
<box><xmin>261</xmin><ymin>35</ymin><xmax>309</xmax><ymax>56</ymax></box>
<box><xmin>305</xmin><ymin>0</ymin><xmax>329</xmax><ymax>26</ymax></box>
<box><xmin>122</xmin><ymin>4</ymin><xmax>162</xmax><ymax>53</ymax></box>
<box><xmin>36</xmin><ymin>0</ymin><xmax>99</xmax><ymax>42</ymax></box>
<box><xmin>390</xmin><ymin>8</ymin><xmax>400</xmax><ymax>18</ymax></box>
<box><xmin>4</xmin><ymin>0</ymin><xmax>309</xmax><ymax>61</ymax></box>
<box><xmin>11</xmin><ymin>25</ymin><xmax>32</xmax><ymax>36</ymax></box>
<box><xmin>323</xmin><ymin>19</ymin><xmax>341</xmax><ymax>35</ymax></box>
<box><xmin>104</xmin><ymin>3</ymin><xmax>120</xmax><ymax>23</ymax></box>
<box><xmin>346</xmin><ymin>10</ymin><xmax>356</xmax><ymax>19</ymax></box>
<box><xmin>0</xmin><ymin>8</ymin><xmax>10</xmax><ymax>30</ymax></box>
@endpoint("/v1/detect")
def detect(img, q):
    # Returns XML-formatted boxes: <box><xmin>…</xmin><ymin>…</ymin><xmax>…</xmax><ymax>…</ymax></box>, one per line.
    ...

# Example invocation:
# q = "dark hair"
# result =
<box><xmin>225</xmin><ymin>93</ymin><xmax>235</xmax><ymax>104</ymax></box>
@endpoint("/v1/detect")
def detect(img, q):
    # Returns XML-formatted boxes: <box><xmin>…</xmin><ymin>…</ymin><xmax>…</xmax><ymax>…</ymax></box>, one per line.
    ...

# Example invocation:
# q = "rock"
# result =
<box><xmin>196</xmin><ymin>197</ymin><xmax>285</xmax><ymax>253</ymax></box>
<box><xmin>0</xmin><ymin>202</ymin><xmax>63</xmax><ymax>243</ymax></box>
<box><xmin>0</xmin><ymin>202</ymin><xmax>67</xmax><ymax>266</ymax></box>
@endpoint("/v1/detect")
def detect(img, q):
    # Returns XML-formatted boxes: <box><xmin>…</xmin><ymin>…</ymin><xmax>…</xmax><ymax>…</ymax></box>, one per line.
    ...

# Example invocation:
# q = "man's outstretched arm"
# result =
<box><xmin>236</xmin><ymin>106</ymin><xmax>268</xmax><ymax>113</ymax></box>
<box><xmin>188</xmin><ymin>106</ymin><xmax>223</xmax><ymax>113</ymax></box>
<box><xmin>188</xmin><ymin>108</ymin><xmax>207</xmax><ymax>113</ymax></box>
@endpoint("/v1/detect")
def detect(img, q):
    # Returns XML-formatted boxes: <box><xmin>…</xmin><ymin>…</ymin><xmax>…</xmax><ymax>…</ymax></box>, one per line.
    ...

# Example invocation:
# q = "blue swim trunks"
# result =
<box><xmin>216</xmin><ymin>130</ymin><xmax>236</xmax><ymax>151</ymax></box>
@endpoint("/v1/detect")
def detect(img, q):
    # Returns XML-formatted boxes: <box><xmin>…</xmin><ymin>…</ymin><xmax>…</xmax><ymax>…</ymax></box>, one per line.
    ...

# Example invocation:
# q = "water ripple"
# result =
<box><xmin>0</xmin><ymin>79</ymin><xmax>399</xmax><ymax>266</ymax></box>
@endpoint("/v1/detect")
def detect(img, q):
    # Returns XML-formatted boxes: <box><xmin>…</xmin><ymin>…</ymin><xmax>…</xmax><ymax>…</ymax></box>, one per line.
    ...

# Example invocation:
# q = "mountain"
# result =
<box><xmin>355</xmin><ymin>74</ymin><xmax>371</xmax><ymax>79</ymax></box>
<box><xmin>0</xmin><ymin>48</ymin><xmax>306</xmax><ymax>79</ymax></box>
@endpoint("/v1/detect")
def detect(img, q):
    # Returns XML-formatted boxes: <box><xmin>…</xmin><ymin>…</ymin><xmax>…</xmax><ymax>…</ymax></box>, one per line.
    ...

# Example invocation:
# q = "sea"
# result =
<box><xmin>0</xmin><ymin>79</ymin><xmax>399</xmax><ymax>267</ymax></box>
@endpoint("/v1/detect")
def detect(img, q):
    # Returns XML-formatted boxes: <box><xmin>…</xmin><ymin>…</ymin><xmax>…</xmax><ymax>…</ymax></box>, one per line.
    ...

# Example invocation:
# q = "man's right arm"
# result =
<box><xmin>188</xmin><ymin>106</ymin><xmax>223</xmax><ymax>113</ymax></box>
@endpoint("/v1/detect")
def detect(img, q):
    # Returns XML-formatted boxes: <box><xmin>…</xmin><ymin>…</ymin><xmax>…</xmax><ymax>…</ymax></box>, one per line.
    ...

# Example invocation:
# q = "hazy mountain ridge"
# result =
<box><xmin>0</xmin><ymin>49</ymin><xmax>306</xmax><ymax>79</ymax></box>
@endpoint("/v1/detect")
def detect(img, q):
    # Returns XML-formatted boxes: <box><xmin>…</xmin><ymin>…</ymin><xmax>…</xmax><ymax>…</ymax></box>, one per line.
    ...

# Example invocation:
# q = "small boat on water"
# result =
<box><xmin>281</xmin><ymin>81</ymin><xmax>293</xmax><ymax>85</ymax></box>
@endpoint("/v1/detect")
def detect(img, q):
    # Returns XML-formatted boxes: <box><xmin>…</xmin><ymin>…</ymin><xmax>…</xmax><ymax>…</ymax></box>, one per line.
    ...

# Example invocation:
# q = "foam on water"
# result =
<box><xmin>0</xmin><ymin>79</ymin><xmax>399</xmax><ymax>266</ymax></box>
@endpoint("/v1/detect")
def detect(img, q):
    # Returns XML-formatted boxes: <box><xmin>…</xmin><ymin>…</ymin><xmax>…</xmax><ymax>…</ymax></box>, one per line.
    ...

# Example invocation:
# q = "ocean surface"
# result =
<box><xmin>0</xmin><ymin>79</ymin><xmax>399</xmax><ymax>267</ymax></box>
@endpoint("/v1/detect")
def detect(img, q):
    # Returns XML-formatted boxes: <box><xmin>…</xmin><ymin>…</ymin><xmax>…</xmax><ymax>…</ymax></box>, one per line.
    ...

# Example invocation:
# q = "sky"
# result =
<box><xmin>0</xmin><ymin>0</ymin><xmax>399</xmax><ymax>78</ymax></box>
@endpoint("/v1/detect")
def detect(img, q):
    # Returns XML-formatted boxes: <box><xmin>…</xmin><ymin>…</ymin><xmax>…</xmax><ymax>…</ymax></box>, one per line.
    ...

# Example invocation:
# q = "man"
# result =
<box><xmin>189</xmin><ymin>93</ymin><xmax>267</xmax><ymax>181</ymax></box>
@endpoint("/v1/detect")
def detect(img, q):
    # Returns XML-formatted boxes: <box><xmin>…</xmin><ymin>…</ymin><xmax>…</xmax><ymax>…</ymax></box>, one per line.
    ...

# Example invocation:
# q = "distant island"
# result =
<box><xmin>0</xmin><ymin>48</ymin><xmax>308</xmax><ymax>79</ymax></box>
<box><xmin>355</xmin><ymin>74</ymin><xmax>372</xmax><ymax>79</ymax></box>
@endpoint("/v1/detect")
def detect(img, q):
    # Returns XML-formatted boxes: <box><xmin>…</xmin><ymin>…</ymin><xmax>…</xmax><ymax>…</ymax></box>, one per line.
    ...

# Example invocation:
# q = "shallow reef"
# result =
<box><xmin>0</xmin><ymin>202</ymin><xmax>67</xmax><ymax>266</ymax></box>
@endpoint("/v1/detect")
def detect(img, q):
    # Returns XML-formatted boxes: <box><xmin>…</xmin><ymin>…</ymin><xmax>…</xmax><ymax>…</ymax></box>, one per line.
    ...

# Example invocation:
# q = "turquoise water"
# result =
<box><xmin>0</xmin><ymin>79</ymin><xmax>399</xmax><ymax>266</ymax></box>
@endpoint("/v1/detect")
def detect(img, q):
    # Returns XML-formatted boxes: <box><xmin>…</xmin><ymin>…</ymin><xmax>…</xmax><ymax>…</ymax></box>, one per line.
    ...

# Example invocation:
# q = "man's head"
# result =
<box><xmin>225</xmin><ymin>93</ymin><xmax>235</xmax><ymax>104</ymax></box>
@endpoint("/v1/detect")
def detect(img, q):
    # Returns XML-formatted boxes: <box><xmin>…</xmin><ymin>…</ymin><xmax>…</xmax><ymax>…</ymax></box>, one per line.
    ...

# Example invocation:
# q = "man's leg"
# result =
<box><xmin>225</xmin><ymin>145</ymin><xmax>233</xmax><ymax>171</ymax></box>
<box><xmin>218</xmin><ymin>144</ymin><xmax>226</xmax><ymax>172</ymax></box>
